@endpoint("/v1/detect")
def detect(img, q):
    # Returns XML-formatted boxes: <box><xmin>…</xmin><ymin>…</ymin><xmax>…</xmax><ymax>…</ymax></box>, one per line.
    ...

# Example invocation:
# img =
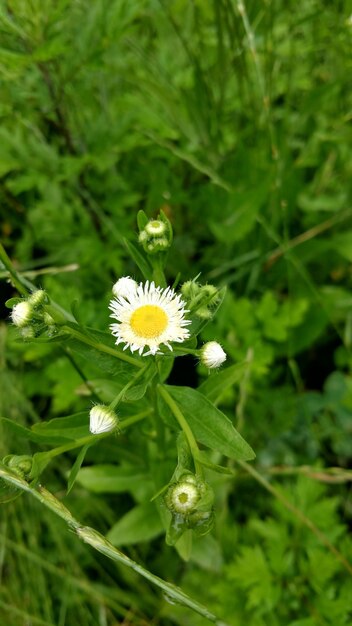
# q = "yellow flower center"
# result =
<box><xmin>130</xmin><ymin>305</ymin><xmax>168</xmax><ymax>338</ymax></box>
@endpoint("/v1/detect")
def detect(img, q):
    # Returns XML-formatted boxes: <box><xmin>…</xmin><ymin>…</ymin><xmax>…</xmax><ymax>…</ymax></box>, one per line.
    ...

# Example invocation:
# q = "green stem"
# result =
<box><xmin>120</xmin><ymin>409</ymin><xmax>153</xmax><ymax>429</ymax></box>
<box><xmin>34</xmin><ymin>410</ymin><xmax>152</xmax><ymax>466</ymax></box>
<box><xmin>172</xmin><ymin>347</ymin><xmax>199</xmax><ymax>356</ymax></box>
<box><xmin>63</xmin><ymin>326</ymin><xmax>143</xmax><ymax>369</ymax></box>
<box><xmin>0</xmin><ymin>242</ymin><xmax>28</xmax><ymax>296</ymax></box>
<box><xmin>157</xmin><ymin>385</ymin><xmax>203</xmax><ymax>476</ymax></box>
<box><xmin>110</xmin><ymin>363</ymin><xmax>152</xmax><ymax>409</ymax></box>
<box><xmin>0</xmin><ymin>466</ymin><xmax>226</xmax><ymax>625</ymax></box>
<box><xmin>151</xmin><ymin>256</ymin><xmax>167</xmax><ymax>288</ymax></box>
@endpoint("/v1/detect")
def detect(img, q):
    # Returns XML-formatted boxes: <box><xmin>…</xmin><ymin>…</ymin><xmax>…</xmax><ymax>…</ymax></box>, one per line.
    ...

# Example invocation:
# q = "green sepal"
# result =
<box><xmin>5</xmin><ymin>297</ymin><xmax>22</xmax><ymax>309</ymax></box>
<box><xmin>137</xmin><ymin>210</ymin><xmax>149</xmax><ymax>231</ymax></box>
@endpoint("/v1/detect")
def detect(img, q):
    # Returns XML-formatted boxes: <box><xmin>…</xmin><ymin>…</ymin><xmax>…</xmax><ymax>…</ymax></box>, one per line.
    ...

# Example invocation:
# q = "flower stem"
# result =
<box><xmin>109</xmin><ymin>363</ymin><xmax>153</xmax><ymax>409</ymax></box>
<box><xmin>151</xmin><ymin>256</ymin><xmax>167</xmax><ymax>288</ymax></box>
<box><xmin>34</xmin><ymin>410</ymin><xmax>153</xmax><ymax>465</ymax></box>
<box><xmin>63</xmin><ymin>326</ymin><xmax>144</xmax><ymax>368</ymax></box>
<box><xmin>157</xmin><ymin>385</ymin><xmax>203</xmax><ymax>476</ymax></box>
<box><xmin>0</xmin><ymin>465</ymin><xmax>225</xmax><ymax>624</ymax></box>
<box><xmin>0</xmin><ymin>243</ymin><xmax>28</xmax><ymax>296</ymax></box>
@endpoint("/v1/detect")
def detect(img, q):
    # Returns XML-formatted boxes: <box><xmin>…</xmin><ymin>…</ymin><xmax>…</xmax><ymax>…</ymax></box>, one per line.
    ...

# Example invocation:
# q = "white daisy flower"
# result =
<box><xmin>201</xmin><ymin>341</ymin><xmax>227</xmax><ymax>368</ymax></box>
<box><xmin>109</xmin><ymin>281</ymin><xmax>191</xmax><ymax>356</ymax></box>
<box><xmin>112</xmin><ymin>276</ymin><xmax>138</xmax><ymax>299</ymax></box>
<box><xmin>11</xmin><ymin>301</ymin><xmax>33</xmax><ymax>327</ymax></box>
<box><xmin>145</xmin><ymin>219</ymin><xmax>167</xmax><ymax>236</ymax></box>
<box><xmin>89</xmin><ymin>405</ymin><xmax>118</xmax><ymax>435</ymax></box>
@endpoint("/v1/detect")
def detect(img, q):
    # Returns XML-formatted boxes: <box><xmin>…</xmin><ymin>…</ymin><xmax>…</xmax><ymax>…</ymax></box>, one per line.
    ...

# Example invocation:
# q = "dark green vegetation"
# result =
<box><xmin>1</xmin><ymin>1</ymin><xmax>352</xmax><ymax>624</ymax></box>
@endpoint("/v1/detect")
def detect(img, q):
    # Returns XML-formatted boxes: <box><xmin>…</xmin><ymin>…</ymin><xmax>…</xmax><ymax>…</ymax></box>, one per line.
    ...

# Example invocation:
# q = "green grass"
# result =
<box><xmin>1</xmin><ymin>1</ymin><xmax>352</xmax><ymax>624</ymax></box>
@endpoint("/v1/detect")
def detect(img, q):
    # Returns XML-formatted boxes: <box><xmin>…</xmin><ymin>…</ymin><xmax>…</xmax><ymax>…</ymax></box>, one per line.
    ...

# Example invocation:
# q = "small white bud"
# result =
<box><xmin>11</xmin><ymin>301</ymin><xmax>33</xmax><ymax>327</ymax></box>
<box><xmin>112</xmin><ymin>276</ymin><xmax>138</xmax><ymax>299</ymax></box>
<box><xmin>21</xmin><ymin>326</ymin><xmax>36</xmax><ymax>340</ymax></box>
<box><xmin>201</xmin><ymin>341</ymin><xmax>227</xmax><ymax>369</ymax></box>
<box><xmin>152</xmin><ymin>237</ymin><xmax>169</xmax><ymax>250</ymax></box>
<box><xmin>89</xmin><ymin>405</ymin><xmax>118</xmax><ymax>435</ymax></box>
<box><xmin>145</xmin><ymin>219</ymin><xmax>167</xmax><ymax>236</ymax></box>
<box><xmin>138</xmin><ymin>230</ymin><xmax>148</xmax><ymax>243</ymax></box>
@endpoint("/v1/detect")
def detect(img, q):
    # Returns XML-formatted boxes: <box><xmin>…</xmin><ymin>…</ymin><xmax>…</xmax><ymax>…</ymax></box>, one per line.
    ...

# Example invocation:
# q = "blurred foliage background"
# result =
<box><xmin>1</xmin><ymin>0</ymin><xmax>352</xmax><ymax>624</ymax></box>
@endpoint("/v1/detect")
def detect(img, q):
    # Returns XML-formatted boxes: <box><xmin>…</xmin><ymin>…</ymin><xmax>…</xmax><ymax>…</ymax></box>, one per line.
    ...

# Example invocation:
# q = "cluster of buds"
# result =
<box><xmin>138</xmin><ymin>215</ymin><xmax>172</xmax><ymax>255</ymax></box>
<box><xmin>181</xmin><ymin>280</ymin><xmax>220</xmax><ymax>320</ymax></box>
<box><xmin>164</xmin><ymin>472</ymin><xmax>214</xmax><ymax>544</ymax></box>
<box><xmin>10</xmin><ymin>290</ymin><xmax>49</xmax><ymax>339</ymax></box>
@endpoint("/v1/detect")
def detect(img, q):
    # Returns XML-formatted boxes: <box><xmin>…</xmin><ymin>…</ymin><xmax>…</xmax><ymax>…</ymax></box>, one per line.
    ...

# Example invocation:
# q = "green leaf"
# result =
<box><xmin>159</xmin><ymin>385</ymin><xmax>255</xmax><ymax>461</ymax></box>
<box><xmin>123</xmin><ymin>238</ymin><xmax>152</xmax><ymax>280</ymax></box>
<box><xmin>5</xmin><ymin>297</ymin><xmax>22</xmax><ymax>308</ymax></box>
<box><xmin>198</xmin><ymin>361</ymin><xmax>247</xmax><ymax>404</ymax></box>
<box><xmin>157</xmin><ymin>356</ymin><xmax>175</xmax><ymax>382</ymax></box>
<box><xmin>190</xmin><ymin>534</ymin><xmax>223</xmax><ymax>572</ymax></box>
<box><xmin>67</xmin><ymin>444</ymin><xmax>91</xmax><ymax>495</ymax></box>
<box><xmin>30</xmin><ymin>451</ymin><xmax>54</xmax><ymax>479</ymax></box>
<box><xmin>137</xmin><ymin>210</ymin><xmax>149</xmax><ymax>231</ymax></box>
<box><xmin>76</xmin><ymin>464</ymin><xmax>153</xmax><ymax>497</ymax></box>
<box><xmin>0</xmin><ymin>417</ymin><xmax>67</xmax><ymax>445</ymax></box>
<box><xmin>31</xmin><ymin>412</ymin><xmax>89</xmax><ymax>442</ymax></box>
<box><xmin>107</xmin><ymin>501</ymin><xmax>164</xmax><ymax>546</ymax></box>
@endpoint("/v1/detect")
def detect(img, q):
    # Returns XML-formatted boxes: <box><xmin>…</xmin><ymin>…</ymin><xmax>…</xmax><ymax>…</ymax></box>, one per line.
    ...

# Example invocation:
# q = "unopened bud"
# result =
<box><xmin>6</xmin><ymin>455</ymin><xmax>33</xmax><ymax>478</ymax></box>
<box><xmin>28</xmin><ymin>289</ymin><xmax>46</xmax><ymax>308</ymax></box>
<box><xmin>112</xmin><ymin>276</ymin><xmax>138</xmax><ymax>299</ymax></box>
<box><xmin>200</xmin><ymin>341</ymin><xmax>227</xmax><ymax>368</ymax></box>
<box><xmin>89</xmin><ymin>405</ymin><xmax>118</xmax><ymax>435</ymax></box>
<box><xmin>145</xmin><ymin>220</ymin><xmax>167</xmax><ymax>236</ymax></box>
<box><xmin>20</xmin><ymin>326</ymin><xmax>36</xmax><ymax>340</ymax></box>
<box><xmin>11</xmin><ymin>301</ymin><xmax>33</xmax><ymax>328</ymax></box>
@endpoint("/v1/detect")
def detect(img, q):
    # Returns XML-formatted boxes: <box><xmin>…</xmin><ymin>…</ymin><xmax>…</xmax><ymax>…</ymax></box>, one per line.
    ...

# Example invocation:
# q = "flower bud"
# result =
<box><xmin>200</xmin><ymin>341</ymin><xmax>227</xmax><ymax>368</ymax></box>
<box><xmin>11</xmin><ymin>301</ymin><xmax>33</xmax><ymax>328</ymax></box>
<box><xmin>89</xmin><ymin>405</ymin><xmax>118</xmax><ymax>435</ymax></box>
<box><xmin>195</xmin><ymin>306</ymin><xmax>212</xmax><ymax>320</ymax></box>
<box><xmin>20</xmin><ymin>326</ymin><xmax>36</xmax><ymax>340</ymax></box>
<box><xmin>165</xmin><ymin>473</ymin><xmax>209</xmax><ymax>516</ymax></box>
<box><xmin>181</xmin><ymin>280</ymin><xmax>199</xmax><ymax>301</ymax></box>
<box><xmin>145</xmin><ymin>220</ymin><xmax>167</xmax><ymax>236</ymax></box>
<box><xmin>112</xmin><ymin>276</ymin><xmax>138</xmax><ymax>299</ymax></box>
<box><xmin>165</xmin><ymin>474</ymin><xmax>214</xmax><ymax>544</ymax></box>
<box><xmin>28</xmin><ymin>289</ymin><xmax>47</xmax><ymax>308</ymax></box>
<box><xmin>138</xmin><ymin>230</ymin><xmax>148</xmax><ymax>244</ymax></box>
<box><xmin>6</xmin><ymin>455</ymin><xmax>33</xmax><ymax>478</ymax></box>
<box><xmin>166</xmin><ymin>479</ymin><xmax>200</xmax><ymax>515</ymax></box>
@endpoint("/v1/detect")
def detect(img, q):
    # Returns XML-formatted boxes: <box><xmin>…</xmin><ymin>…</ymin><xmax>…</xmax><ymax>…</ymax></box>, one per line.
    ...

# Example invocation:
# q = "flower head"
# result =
<box><xmin>11</xmin><ymin>301</ymin><xmax>33</xmax><ymax>327</ymax></box>
<box><xmin>166</xmin><ymin>476</ymin><xmax>200</xmax><ymax>515</ymax></box>
<box><xmin>109</xmin><ymin>280</ymin><xmax>191</xmax><ymax>355</ymax></box>
<box><xmin>89</xmin><ymin>405</ymin><xmax>118</xmax><ymax>435</ymax></box>
<box><xmin>112</xmin><ymin>276</ymin><xmax>138</xmax><ymax>299</ymax></box>
<box><xmin>201</xmin><ymin>341</ymin><xmax>227</xmax><ymax>368</ymax></box>
<box><xmin>145</xmin><ymin>220</ymin><xmax>167</xmax><ymax>236</ymax></box>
